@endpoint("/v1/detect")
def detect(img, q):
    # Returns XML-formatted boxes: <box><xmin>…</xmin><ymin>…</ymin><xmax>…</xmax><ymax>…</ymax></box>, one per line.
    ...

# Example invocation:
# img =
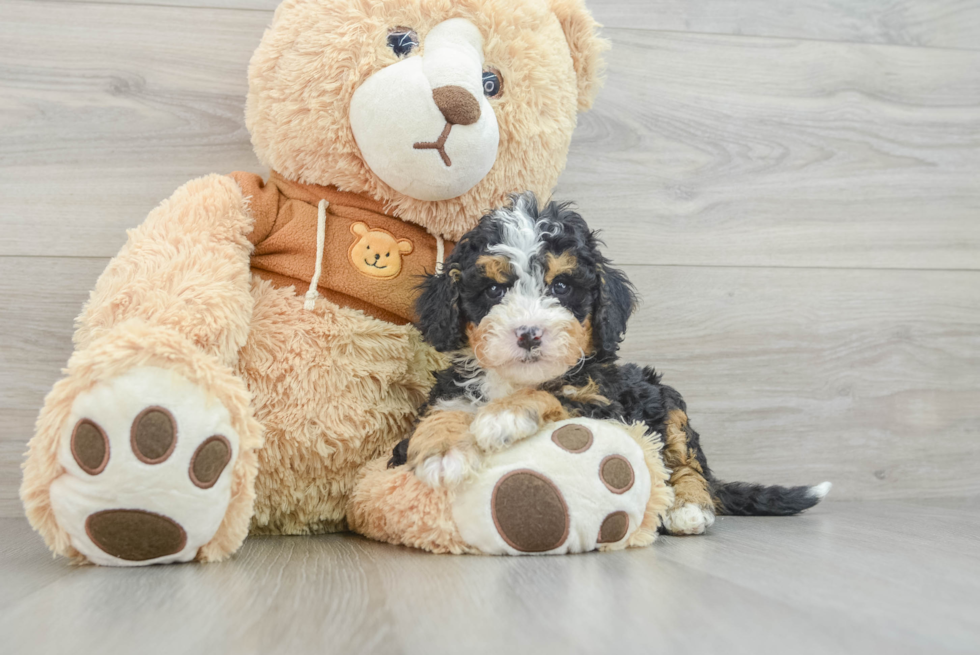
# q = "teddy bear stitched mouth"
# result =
<box><xmin>364</xmin><ymin>258</ymin><xmax>388</xmax><ymax>269</ymax></box>
<box><xmin>413</xmin><ymin>123</ymin><xmax>454</xmax><ymax>167</ymax></box>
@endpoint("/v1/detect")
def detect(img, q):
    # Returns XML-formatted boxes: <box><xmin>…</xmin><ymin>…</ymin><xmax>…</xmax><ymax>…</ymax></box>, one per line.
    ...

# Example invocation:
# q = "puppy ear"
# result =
<box><xmin>549</xmin><ymin>0</ymin><xmax>610</xmax><ymax>111</ymax></box>
<box><xmin>593</xmin><ymin>261</ymin><xmax>636</xmax><ymax>359</ymax></box>
<box><xmin>415</xmin><ymin>265</ymin><xmax>463</xmax><ymax>352</ymax></box>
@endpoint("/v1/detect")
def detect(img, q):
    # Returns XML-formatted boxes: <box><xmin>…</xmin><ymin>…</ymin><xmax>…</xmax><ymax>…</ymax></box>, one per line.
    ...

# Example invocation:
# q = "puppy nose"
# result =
<box><xmin>515</xmin><ymin>326</ymin><xmax>542</xmax><ymax>351</ymax></box>
<box><xmin>432</xmin><ymin>85</ymin><xmax>481</xmax><ymax>125</ymax></box>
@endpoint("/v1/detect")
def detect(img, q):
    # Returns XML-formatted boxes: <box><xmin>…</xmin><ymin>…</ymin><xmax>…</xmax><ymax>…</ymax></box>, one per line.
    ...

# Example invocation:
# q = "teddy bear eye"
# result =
<box><xmin>387</xmin><ymin>28</ymin><xmax>419</xmax><ymax>58</ymax></box>
<box><xmin>482</xmin><ymin>67</ymin><xmax>503</xmax><ymax>98</ymax></box>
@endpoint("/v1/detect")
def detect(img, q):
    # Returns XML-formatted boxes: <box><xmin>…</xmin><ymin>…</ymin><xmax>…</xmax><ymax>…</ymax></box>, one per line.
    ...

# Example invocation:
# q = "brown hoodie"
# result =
<box><xmin>231</xmin><ymin>171</ymin><xmax>454</xmax><ymax>325</ymax></box>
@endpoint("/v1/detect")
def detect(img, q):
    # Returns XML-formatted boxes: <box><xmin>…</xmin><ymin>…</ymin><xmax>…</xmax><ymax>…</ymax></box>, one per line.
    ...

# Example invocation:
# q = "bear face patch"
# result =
<box><xmin>348</xmin><ymin>221</ymin><xmax>414</xmax><ymax>279</ymax></box>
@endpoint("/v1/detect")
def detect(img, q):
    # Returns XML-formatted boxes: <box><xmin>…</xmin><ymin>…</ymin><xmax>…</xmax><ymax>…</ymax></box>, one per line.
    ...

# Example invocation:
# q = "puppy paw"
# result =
<box><xmin>470</xmin><ymin>408</ymin><xmax>540</xmax><ymax>453</ymax></box>
<box><xmin>414</xmin><ymin>447</ymin><xmax>479</xmax><ymax>489</ymax></box>
<box><xmin>662</xmin><ymin>502</ymin><xmax>716</xmax><ymax>536</ymax></box>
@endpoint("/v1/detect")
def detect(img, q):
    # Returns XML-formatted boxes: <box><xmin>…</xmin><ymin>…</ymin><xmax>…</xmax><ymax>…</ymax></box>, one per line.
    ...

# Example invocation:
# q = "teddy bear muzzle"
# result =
<box><xmin>350</xmin><ymin>18</ymin><xmax>499</xmax><ymax>202</ymax></box>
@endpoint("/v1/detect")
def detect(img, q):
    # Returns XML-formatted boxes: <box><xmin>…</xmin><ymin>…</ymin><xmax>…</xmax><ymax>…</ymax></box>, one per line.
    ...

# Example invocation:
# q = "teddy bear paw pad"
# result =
<box><xmin>452</xmin><ymin>418</ymin><xmax>652</xmax><ymax>555</ymax></box>
<box><xmin>491</xmin><ymin>470</ymin><xmax>569</xmax><ymax>552</ymax></box>
<box><xmin>49</xmin><ymin>366</ymin><xmax>239</xmax><ymax>566</ymax></box>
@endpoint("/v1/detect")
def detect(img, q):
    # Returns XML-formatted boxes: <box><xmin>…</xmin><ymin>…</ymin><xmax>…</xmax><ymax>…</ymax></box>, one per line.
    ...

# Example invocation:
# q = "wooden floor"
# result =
<box><xmin>1</xmin><ymin>0</ymin><xmax>979</xmax><ymax>652</ymax></box>
<box><xmin>2</xmin><ymin>499</ymin><xmax>978</xmax><ymax>654</ymax></box>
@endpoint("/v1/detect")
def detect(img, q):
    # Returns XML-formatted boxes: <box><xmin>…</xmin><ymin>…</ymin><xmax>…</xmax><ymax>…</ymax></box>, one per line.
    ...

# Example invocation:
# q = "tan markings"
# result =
<box><xmin>469</xmin><ymin>309</ymin><xmax>589</xmax><ymax>374</ymax></box>
<box><xmin>406</xmin><ymin>410</ymin><xmax>475</xmax><ymax>471</ymax></box>
<box><xmin>483</xmin><ymin>390</ymin><xmax>570</xmax><ymax>429</ymax></box>
<box><xmin>465</xmin><ymin>322</ymin><xmax>490</xmax><ymax>364</ymax></box>
<box><xmin>663</xmin><ymin>409</ymin><xmax>713</xmax><ymax>509</ymax></box>
<box><xmin>545</xmin><ymin>251</ymin><xmax>578</xmax><ymax>284</ymax></box>
<box><xmin>476</xmin><ymin>255</ymin><xmax>512</xmax><ymax>283</ymax></box>
<box><xmin>560</xmin><ymin>375</ymin><xmax>610</xmax><ymax>406</ymax></box>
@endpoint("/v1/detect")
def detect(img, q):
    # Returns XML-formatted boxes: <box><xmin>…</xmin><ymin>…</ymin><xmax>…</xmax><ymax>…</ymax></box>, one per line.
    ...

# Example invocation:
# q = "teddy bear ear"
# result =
<box><xmin>397</xmin><ymin>239</ymin><xmax>414</xmax><ymax>255</ymax></box>
<box><xmin>351</xmin><ymin>222</ymin><xmax>368</xmax><ymax>237</ymax></box>
<box><xmin>548</xmin><ymin>0</ymin><xmax>611</xmax><ymax>111</ymax></box>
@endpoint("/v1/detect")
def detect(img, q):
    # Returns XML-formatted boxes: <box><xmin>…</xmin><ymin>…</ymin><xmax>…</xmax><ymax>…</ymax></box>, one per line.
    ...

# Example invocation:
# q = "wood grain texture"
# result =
<box><xmin>2</xmin><ymin>257</ymin><xmax>977</xmax><ymax>515</ymax></box>
<box><xmin>2</xmin><ymin>2</ymin><xmax>979</xmax><ymax>269</ymax></box>
<box><xmin>43</xmin><ymin>0</ymin><xmax>980</xmax><ymax>52</ymax></box>
<box><xmin>589</xmin><ymin>0</ymin><xmax>980</xmax><ymax>50</ymax></box>
<box><xmin>558</xmin><ymin>30</ymin><xmax>980</xmax><ymax>270</ymax></box>
<box><xmin>2</xmin><ymin>499</ymin><xmax>979</xmax><ymax>654</ymax></box>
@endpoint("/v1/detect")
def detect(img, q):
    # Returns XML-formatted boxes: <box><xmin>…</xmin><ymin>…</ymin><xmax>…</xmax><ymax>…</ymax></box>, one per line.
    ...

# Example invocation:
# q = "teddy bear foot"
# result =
<box><xmin>49</xmin><ymin>366</ymin><xmax>240</xmax><ymax>566</ymax></box>
<box><xmin>661</xmin><ymin>502</ymin><xmax>716</xmax><ymax>535</ymax></box>
<box><xmin>453</xmin><ymin>419</ymin><xmax>667</xmax><ymax>555</ymax></box>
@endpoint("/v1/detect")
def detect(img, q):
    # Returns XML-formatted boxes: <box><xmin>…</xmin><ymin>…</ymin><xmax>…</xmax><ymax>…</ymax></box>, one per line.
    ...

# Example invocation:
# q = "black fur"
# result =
<box><xmin>393</xmin><ymin>193</ymin><xmax>825</xmax><ymax>517</ymax></box>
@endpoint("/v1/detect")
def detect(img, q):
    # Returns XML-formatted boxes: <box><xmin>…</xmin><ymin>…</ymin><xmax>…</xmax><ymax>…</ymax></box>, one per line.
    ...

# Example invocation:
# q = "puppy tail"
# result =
<box><xmin>710</xmin><ymin>479</ymin><xmax>832</xmax><ymax>516</ymax></box>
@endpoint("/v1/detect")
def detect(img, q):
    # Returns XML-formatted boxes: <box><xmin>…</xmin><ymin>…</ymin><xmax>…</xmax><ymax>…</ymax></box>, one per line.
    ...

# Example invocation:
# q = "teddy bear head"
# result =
<box><xmin>246</xmin><ymin>0</ymin><xmax>607</xmax><ymax>241</ymax></box>
<box><xmin>348</xmin><ymin>221</ymin><xmax>414</xmax><ymax>279</ymax></box>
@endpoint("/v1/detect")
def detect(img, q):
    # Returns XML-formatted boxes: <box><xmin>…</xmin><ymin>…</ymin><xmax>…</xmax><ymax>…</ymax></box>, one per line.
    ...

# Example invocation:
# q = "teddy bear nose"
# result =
<box><xmin>432</xmin><ymin>85</ymin><xmax>481</xmax><ymax>126</ymax></box>
<box><xmin>373</xmin><ymin>253</ymin><xmax>380</xmax><ymax>260</ymax></box>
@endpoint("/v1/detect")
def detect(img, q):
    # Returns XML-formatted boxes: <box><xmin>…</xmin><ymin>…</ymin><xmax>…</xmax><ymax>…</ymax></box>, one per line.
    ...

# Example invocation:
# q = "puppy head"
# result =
<box><xmin>416</xmin><ymin>192</ymin><xmax>636</xmax><ymax>386</ymax></box>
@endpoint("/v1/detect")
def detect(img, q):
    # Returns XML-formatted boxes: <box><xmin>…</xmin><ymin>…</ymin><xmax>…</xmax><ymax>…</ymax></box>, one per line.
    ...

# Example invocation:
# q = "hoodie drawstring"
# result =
<box><xmin>305</xmin><ymin>199</ymin><xmax>446</xmax><ymax>311</ymax></box>
<box><xmin>435</xmin><ymin>235</ymin><xmax>445</xmax><ymax>275</ymax></box>
<box><xmin>304</xmin><ymin>199</ymin><xmax>329</xmax><ymax>311</ymax></box>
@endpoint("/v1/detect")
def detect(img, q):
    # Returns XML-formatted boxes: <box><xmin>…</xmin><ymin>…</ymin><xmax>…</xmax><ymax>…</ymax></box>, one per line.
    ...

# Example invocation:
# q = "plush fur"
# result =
<box><xmin>349</xmin><ymin>417</ymin><xmax>673</xmax><ymax>553</ymax></box>
<box><xmin>21</xmin><ymin>0</ymin><xmax>607</xmax><ymax>563</ymax></box>
<box><xmin>22</xmin><ymin>175</ymin><xmax>264</xmax><ymax>561</ymax></box>
<box><xmin>388</xmin><ymin>193</ymin><xmax>830</xmax><ymax>533</ymax></box>
<box><xmin>247</xmin><ymin>0</ymin><xmax>608</xmax><ymax>241</ymax></box>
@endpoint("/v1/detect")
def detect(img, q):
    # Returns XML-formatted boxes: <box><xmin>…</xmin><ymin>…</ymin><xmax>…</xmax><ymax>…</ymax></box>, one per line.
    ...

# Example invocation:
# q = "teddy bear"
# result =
<box><xmin>20</xmin><ymin>0</ymin><xmax>609</xmax><ymax>565</ymax></box>
<box><xmin>349</xmin><ymin>418</ymin><xmax>676</xmax><ymax>555</ymax></box>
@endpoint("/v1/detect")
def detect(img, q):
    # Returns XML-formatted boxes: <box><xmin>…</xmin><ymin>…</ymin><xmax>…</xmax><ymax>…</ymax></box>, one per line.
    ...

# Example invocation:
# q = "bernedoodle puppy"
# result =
<box><xmin>389</xmin><ymin>192</ymin><xmax>830</xmax><ymax>534</ymax></box>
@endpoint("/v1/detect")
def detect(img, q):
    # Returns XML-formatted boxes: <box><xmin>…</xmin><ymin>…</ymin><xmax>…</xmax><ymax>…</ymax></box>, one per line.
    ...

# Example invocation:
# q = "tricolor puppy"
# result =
<box><xmin>391</xmin><ymin>192</ymin><xmax>830</xmax><ymax>534</ymax></box>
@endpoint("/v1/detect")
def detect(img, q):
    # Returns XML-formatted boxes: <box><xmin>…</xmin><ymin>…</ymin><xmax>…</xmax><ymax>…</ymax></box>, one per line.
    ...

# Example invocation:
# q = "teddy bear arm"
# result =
<box><xmin>73</xmin><ymin>174</ymin><xmax>257</xmax><ymax>366</ymax></box>
<box><xmin>21</xmin><ymin>174</ymin><xmax>264</xmax><ymax>564</ymax></box>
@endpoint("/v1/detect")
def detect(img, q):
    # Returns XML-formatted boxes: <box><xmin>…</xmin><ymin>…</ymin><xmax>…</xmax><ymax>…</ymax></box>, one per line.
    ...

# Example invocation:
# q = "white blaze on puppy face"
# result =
<box><xmin>350</xmin><ymin>18</ymin><xmax>500</xmax><ymax>202</ymax></box>
<box><xmin>469</xmin><ymin>201</ymin><xmax>589</xmax><ymax>387</ymax></box>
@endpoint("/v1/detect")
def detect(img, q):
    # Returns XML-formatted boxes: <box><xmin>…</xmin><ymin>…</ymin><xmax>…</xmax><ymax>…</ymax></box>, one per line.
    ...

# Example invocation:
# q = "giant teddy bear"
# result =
<box><xmin>21</xmin><ymin>0</ymin><xmax>618</xmax><ymax>565</ymax></box>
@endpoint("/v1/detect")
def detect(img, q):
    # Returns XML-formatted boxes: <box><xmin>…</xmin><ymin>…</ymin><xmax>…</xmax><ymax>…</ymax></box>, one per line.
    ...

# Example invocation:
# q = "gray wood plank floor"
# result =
<box><xmin>1</xmin><ymin>1</ymin><xmax>978</xmax><ymax>652</ymax></box>
<box><xmin>3</xmin><ymin>499</ymin><xmax>979</xmax><ymax>654</ymax></box>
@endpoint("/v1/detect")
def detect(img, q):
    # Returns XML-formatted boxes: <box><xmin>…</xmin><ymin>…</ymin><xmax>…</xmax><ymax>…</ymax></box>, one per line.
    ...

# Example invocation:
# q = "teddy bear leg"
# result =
<box><xmin>660</xmin><ymin>410</ymin><xmax>716</xmax><ymax>535</ymax></box>
<box><xmin>350</xmin><ymin>418</ymin><xmax>674</xmax><ymax>555</ymax></box>
<box><xmin>21</xmin><ymin>175</ymin><xmax>263</xmax><ymax>564</ymax></box>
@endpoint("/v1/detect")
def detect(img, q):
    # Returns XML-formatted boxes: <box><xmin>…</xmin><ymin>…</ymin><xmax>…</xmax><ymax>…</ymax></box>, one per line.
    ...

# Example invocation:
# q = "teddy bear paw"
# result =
<box><xmin>661</xmin><ymin>502</ymin><xmax>716</xmax><ymax>535</ymax></box>
<box><xmin>453</xmin><ymin>419</ymin><xmax>655</xmax><ymax>555</ymax></box>
<box><xmin>415</xmin><ymin>447</ymin><xmax>479</xmax><ymax>489</ymax></box>
<box><xmin>470</xmin><ymin>408</ymin><xmax>540</xmax><ymax>453</ymax></box>
<box><xmin>49</xmin><ymin>366</ymin><xmax>239</xmax><ymax>566</ymax></box>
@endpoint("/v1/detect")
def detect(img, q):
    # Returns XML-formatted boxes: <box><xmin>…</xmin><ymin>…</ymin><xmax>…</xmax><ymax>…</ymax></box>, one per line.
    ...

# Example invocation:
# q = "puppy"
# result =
<box><xmin>391</xmin><ymin>192</ymin><xmax>830</xmax><ymax>535</ymax></box>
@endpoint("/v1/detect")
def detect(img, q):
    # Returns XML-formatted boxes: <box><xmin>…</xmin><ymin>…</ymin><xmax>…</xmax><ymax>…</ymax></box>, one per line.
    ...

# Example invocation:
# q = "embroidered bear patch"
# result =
<box><xmin>348</xmin><ymin>222</ymin><xmax>414</xmax><ymax>279</ymax></box>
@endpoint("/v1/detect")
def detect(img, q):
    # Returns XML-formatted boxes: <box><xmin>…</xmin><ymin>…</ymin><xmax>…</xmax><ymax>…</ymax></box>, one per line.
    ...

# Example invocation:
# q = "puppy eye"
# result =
<box><xmin>485</xmin><ymin>284</ymin><xmax>507</xmax><ymax>301</ymax></box>
<box><xmin>482</xmin><ymin>67</ymin><xmax>503</xmax><ymax>98</ymax></box>
<box><xmin>387</xmin><ymin>28</ymin><xmax>419</xmax><ymax>58</ymax></box>
<box><xmin>550</xmin><ymin>281</ymin><xmax>571</xmax><ymax>297</ymax></box>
